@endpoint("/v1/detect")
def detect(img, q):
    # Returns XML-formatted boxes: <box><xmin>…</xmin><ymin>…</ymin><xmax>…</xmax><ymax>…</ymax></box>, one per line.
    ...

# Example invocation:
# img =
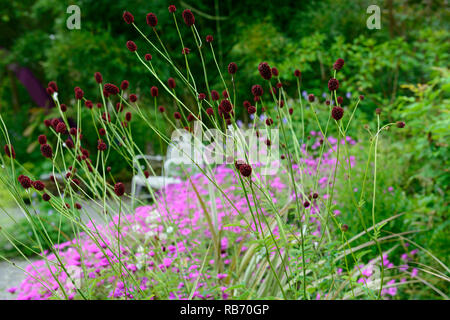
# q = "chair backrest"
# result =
<box><xmin>132</xmin><ymin>131</ymin><xmax>204</xmax><ymax>178</ymax></box>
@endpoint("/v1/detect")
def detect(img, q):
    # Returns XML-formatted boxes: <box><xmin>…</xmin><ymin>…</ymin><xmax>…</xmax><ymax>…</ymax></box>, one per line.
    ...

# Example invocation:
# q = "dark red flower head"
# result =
<box><xmin>126</xmin><ymin>40</ymin><xmax>137</xmax><ymax>52</ymax></box>
<box><xmin>18</xmin><ymin>175</ymin><xmax>32</xmax><ymax>189</ymax></box>
<box><xmin>40</xmin><ymin>143</ymin><xmax>53</xmax><ymax>158</ymax></box>
<box><xmin>99</xmin><ymin>128</ymin><xmax>106</xmax><ymax>136</ymax></box>
<box><xmin>158</xmin><ymin>106</ymin><xmax>165</xmax><ymax>113</ymax></box>
<box><xmin>42</xmin><ymin>193</ymin><xmax>51</xmax><ymax>201</ymax></box>
<box><xmin>33</xmin><ymin>180</ymin><xmax>45</xmax><ymax>191</ymax></box>
<box><xmin>198</xmin><ymin>93</ymin><xmax>206</xmax><ymax>100</ymax></box>
<box><xmin>69</xmin><ymin>127</ymin><xmax>77</xmax><ymax>136</ymax></box>
<box><xmin>56</xmin><ymin>122</ymin><xmax>67</xmax><ymax>134</ymax></box>
<box><xmin>341</xmin><ymin>224</ymin><xmax>349</xmax><ymax>232</ymax></box>
<box><xmin>187</xmin><ymin>113</ymin><xmax>195</xmax><ymax>122</ymax></box>
<box><xmin>121</xmin><ymin>80</ymin><xmax>129</xmax><ymax>90</ymax></box>
<box><xmin>38</xmin><ymin>135</ymin><xmax>47</xmax><ymax>145</ymax></box>
<box><xmin>75</xmin><ymin>87</ymin><xmax>84</xmax><ymax>100</ymax></box>
<box><xmin>168</xmin><ymin>5</ymin><xmax>176</xmax><ymax>13</ymax></box>
<box><xmin>258</xmin><ymin>62</ymin><xmax>272</xmax><ymax>80</ymax></box>
<box><xmin>182</xmin><ymin>47</ymin><xmax>190</xmax><ymax>55</ymax></box>
<box><xmin>151</xmin><ymin>86</ymin><xmax>159</xmax><ymax>97</ymax></box>
<box><xmin>396</xmin><ymin>121</ymin><xmax>405</xmax><ymax>128</ymax></box>
<box><xmin>129</xmin><ymin>94</ymin><xmax>137</xmax><ymax>102</ymax></box>
<box><xmin>94</xmin><ymin>72</ymin><xmax>103</xmax><ymax>83</ymax></box>
<box><xmin>125</xmin><ymin>112</ymin><xmax>132</xmax><ymax>122</ymax></box>
<box><xmin>182</xmin><ymin>9</ymin><xmax>195</xmax><ymax>27</ymax></box>
<box><xmin>104</xmin><ymin>83</ymin><xmax>119</xmax><ymax>95</ymax></box>
<box><xmin>228</xmin><ymin>62</ymin><xmax>237</xmax><ymax>75</ymax></box>
<box><xmin>97</xmin><ymin>139</ymin><xmax>107</xmax><ymax>151</ymax></box>
<box><xmin>174</xmin><ymin>112</ymin><xmax>181</xmax><ymax>119</ymax></box>
<box><xmin>211</xmin><ymin>90</ymin><xmax>219</xmax><ymax>101</ymax></box>
<box><xmin>114</xmin><ymin>182</ymin><xmax>125</xmax><ymax>197</ymax></box>
<box><xmin>145</xmin><ymin>53</ymin><xmax>152</xmax><ymax>61</ymax></box>
<box><xmin>206</xmin><ymin>108</ymin><xmax>214</xmax><ymax>116</ymax></box>
<box><xmin>333</xmin><ymin>58</ymin><xmax>345</xmax><ymax>71</ymax></box>
<box><xmin>243</xmin><ymin>101</ymin><xmax>251</xmax><ymax>109</ymax></box>
<box><xmin>271</xmin><ymin>67</ymin><xmax>279</xmax><ymax>77</ymax></box>
<box><xmin>85</xmin><ymin>100</ymin><xmax>93</xmax><ymax>109</ymax></box>
<box><xmin>247</xmin><ymin>105</ymin><xmax>256</xmax><ymax>114</ymax></box>
<box><xmin>4</xmin><ymin>144</ymin><xmax>15</xmax><ymax>159</ymax></box>
<box><xmin>303</xmin><ymin>201</ymin><xmax>310</xmax><ymax>208</ymax></box>
<box><xmin>331</xmin><ymin>106</ymin><xmax>344</xmax><ymax>121</ymax></box>
<box><xmin>123</xmin><ymin>11</ymin><xmax>134</xmax><ymax>24</ymax></box>
<box><xmin>46</xmin><ymin>87</ymin><xmax>54</xmax><ymax>96</ymax></box>
<box><xmin>375</xmin><ymin>108</ymin><xmax>382</xmax><ymax>115</ymax></box>
<box><xmin>294</xmin><ymin>69</ymin><xmax>301</xmax><ymax>78</ymax></box>
<box><xmin>328</xmin><ymin>78</ymin><xmax>339</xmax><ymax>91</ymax></box>
<box><xmin>337</xmin><ymin>96</ymin><xmax>344</xmax><ymax>105</ymax></box>
<box><xmin>239</xmin><ymin>164</ymin><xmax>252</xmax><ymax>177</ymax></box>
<box><xmin>168</xmin><ymin>77</ymin><xmax>176</xmax><ymax>89</ymax></box>
<box><xmin>359</xmin><ymin>95</ymin><xmax>364</xmax><ymax>100</ymax></box>
<box><xmin>146</xmin><ymin>13</ymin><xmax>158</xmax><ymax>27</ymax></box>
<box><xmin>60</xmin><ymin>104</ymin><xmax>67</xmax><ymax>112</ymax></box>
<box><xmin>219</xmin><ymin>99</ymin><xmax>233</xmax><ymax>113</ymax></box>
<box><xmin>206</xmin><ymin>35</ymin><xmax>213</xmax><ymax>43</ymax></box>
<box><xmin>308</xmin><ymin>94</ymin><xmax>315</xmax><ymax>102</ymax></box>
<box><xmin>251</xmin><ymin>85</ymin><xmax>263</xmax><ymax>97</ymax></box>
<box><xmin>48</xmin><ymin>81</ymin><xmax>58</xmax><ymax>92</ymax></box>
<box><xmin>222</xmin><ymin>90</ymin><xmax>229</xmax><ymax>98</ymax></box>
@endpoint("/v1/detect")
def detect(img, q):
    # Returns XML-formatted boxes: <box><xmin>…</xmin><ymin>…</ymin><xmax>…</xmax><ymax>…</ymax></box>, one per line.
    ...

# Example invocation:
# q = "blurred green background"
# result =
<box><xmin>0</xmin><ymin>0</ymin><xmax>449</xmax><ymax>298</ymax></box>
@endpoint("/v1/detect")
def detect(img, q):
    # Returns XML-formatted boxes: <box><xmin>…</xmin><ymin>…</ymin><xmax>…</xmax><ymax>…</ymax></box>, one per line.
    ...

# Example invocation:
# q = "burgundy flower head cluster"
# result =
<box><xmin>258</xmin><ymin>62</ymin><xmax>272</xmax><ymax>80</ymax></box>
<box><xmin>146</xmin><ymin>13</ymin><xmax>158</xmax><ymax>27</ymax></box>
<box><xmin>333</xmin><ymin>58</ymin><xmax>345</xmax><ymax>71</ymax></box>
<box><xmin>168</xmin><ymin>5</ymin><xmax>176</xmax><ymax>13</ymax></box>
<box><xmin>4</xmin><ymin>144</ymin><xmax>15</xmax><ymax>159</ymax></box>
<box><xmin>239</xmin><ymin>163</ymin><xmax>252</xmax><ymax>177</ymax></box>
<box><xmin>104</xmin><ymin>83</ymin><xmax>119</xmax><ymax>95</ymax></box>
<box><xmin>182</xmin><ymin>9</ymin><xmax>195</xmax><ymax>27</ymax></box>
<box><xmin>145</xmin><ymin>53</ymin><xmax>152</xmax><ymax>61</ymax></box>
<box><xmin>114</xmin><ymin>182</ymin><xmax>125</xmax><ymax>197</ymax></box>
<box><xmin>228</xmin><ymin>62</ymin><xmax>237</xmax><ymax>75</ymax></box>
<box><xmin>332</xmin><ymin>106</ymin><xmax>344</xmax><ymax>121</ymax></box>
<box><xmin>121</xmin><ymin>80</ymin><xmax>129</xmax><ymax>90</ymax></box>
<box><xmin>85</xmin><ymin>100</ymin><xmax>93</xmax><ymax>109</ymax></box>
<box><xmin>46</xmin><ymin>81</ymin><xmax>58</xmax><ymax>96</ymax></box>
<box><xmin>126</xmin><ymin>40</ymin><xmax>137</xmax><ymax>52</ymax></box>
<box><xmin>33</xmin><ymin>180</ymin><xmax>45</xmax><ymax>191</ymax></box>
<box><xmin>206</xmin><ymin>35</ymin><xmax>213</xmax><ymax>43</ymax></box>
<box><xmin>219</xmin><ymin>99</ymin><xmax>233</xmax><ymax>113</ymax></box>
<box><xmin>18</xmin><ymin>175</ymin><xmax>32</xmax><ymax>189</ymax></box>
<box><xmin>130</xmin><ymin>94</ymin><xmax>137</xmax><ymax>103</ymax></box>
<box><xmin>168</xmin><ymin>78</ymin><xmax>176</xmax><ymax>89</ymax></box>
<box><xmin>40</xmin><ymin>143</ymin><xmax>53</xmax><ymax>158</ymax></box>
<box><xmin>151</xmin><ymin>86</ymin><xmax>159</xmax><ymax>97</ymax></box>
<box><xmin>97</xmin><ymin>139</ymin><xmax>107</xmax><ymax>151</ymax></box>
<box><xmin>94</xmin><ymin>72</ymin><xmax>103</xmax><ymax>83</ymax></box>
<box><xmin>56</xmin><ymin>122</ymin><xmax>67</xmax><ymax>134</ymax></box>
<box><xmin>74</xmin><ymin>87</ymin><xmax>84</xmax><ymax>100</ymax></box>
<box><xmin>294</xmin><ymin>69</ymin><xmax>301</xmax><ymax>78</ymax></box>
<box><xmin>123</xmin><ymin>11</ymin><xmax>134</xmax><ymax>24</ymax></box>
<box><xmin>251</xmin><ymin>85</ymin><xmax>263</xmax><ymax>97</ymax></box>
<box><xmin>328</xmin><ymin>78</ymin><xmax>339</xmax><ymax>91</ymax></box>
<box><xmin>211</xmin><ymin>90</ymin><xmax>219</xmax><ymax>101</ymax></box>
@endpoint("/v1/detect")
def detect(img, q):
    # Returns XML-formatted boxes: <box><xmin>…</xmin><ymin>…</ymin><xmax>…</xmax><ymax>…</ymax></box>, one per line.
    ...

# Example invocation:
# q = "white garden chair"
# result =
<box><xmin>130</xmin><ymin>130</ymin><xmax>204</xmax><ymax>204</ymax></box>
